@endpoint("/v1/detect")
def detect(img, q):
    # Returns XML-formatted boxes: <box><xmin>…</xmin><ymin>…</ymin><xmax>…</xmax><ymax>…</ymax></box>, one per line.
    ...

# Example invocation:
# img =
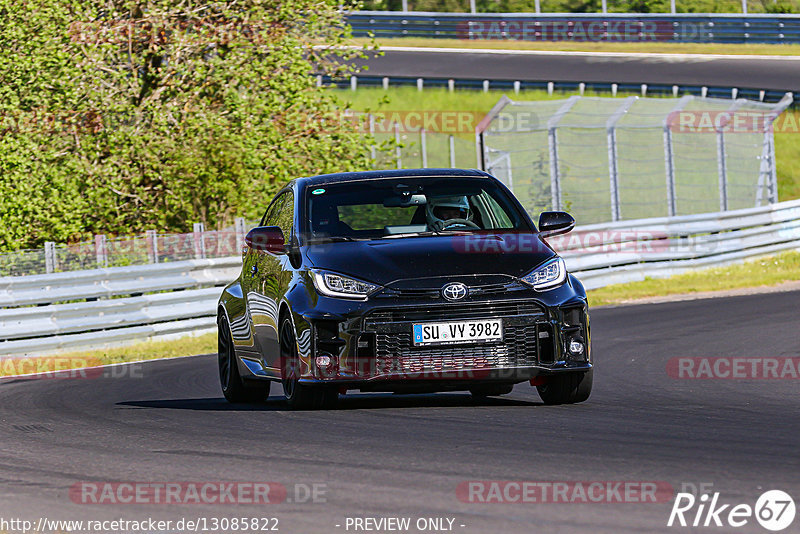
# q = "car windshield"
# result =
<box><xmin>305</xmin><ymin>177</ymin><xmax>531</xmax><ymax>241</ymax></box>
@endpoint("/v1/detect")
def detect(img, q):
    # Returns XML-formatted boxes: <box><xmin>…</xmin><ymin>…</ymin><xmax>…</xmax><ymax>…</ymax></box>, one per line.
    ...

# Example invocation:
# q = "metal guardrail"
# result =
<box><xmin>2</xmin><ymin>200</ymin><xmax>799</xmax><ymax>356</ymax></box>
<box><xmin>348</xmin><ymin>11</ymin><xmax>800</xmax><ymax>44</ymax></box>
<box><xmin>326</xmin><ymin>75</ymin><xmax>798</xmax><ymax>107</ymax></box>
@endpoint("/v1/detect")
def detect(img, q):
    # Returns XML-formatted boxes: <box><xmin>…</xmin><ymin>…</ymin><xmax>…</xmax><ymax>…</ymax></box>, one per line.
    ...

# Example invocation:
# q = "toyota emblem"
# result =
<box><xmin>442</xmin><ymin>282</ymin><xmax>468</xmax><ymax>301</ymax></box>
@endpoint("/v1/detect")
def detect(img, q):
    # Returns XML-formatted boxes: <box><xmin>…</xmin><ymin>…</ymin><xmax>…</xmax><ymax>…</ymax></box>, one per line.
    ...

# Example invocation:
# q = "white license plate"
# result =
<box><xmin>412</xmin><ymin>319</ymin><xmax>503</xmax><ymax>346</ymax></box>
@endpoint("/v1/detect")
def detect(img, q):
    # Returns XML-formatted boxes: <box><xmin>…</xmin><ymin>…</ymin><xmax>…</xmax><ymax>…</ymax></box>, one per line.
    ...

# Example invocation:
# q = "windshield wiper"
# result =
<box><xmin>379</xmin><ymin>231</ymin><xmax>440</xmax><ymax>239</ymax></box>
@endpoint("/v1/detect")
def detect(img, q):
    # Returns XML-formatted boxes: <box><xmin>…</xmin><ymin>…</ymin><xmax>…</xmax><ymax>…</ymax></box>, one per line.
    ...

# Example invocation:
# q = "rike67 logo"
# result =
<box><xmin>668</xmin><ymin>490</ymin><xmax>795</xmax><ymax>531</ymax></box>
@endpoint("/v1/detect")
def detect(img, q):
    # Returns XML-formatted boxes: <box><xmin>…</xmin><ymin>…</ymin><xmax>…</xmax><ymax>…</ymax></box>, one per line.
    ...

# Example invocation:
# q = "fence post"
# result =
<box><xmin>716</xmin><ymin>100</ymin><xmax>745</xmax><ymax>212</ymax></box>
<box><xmin>394</xmin><ymin>122</ymin><xmax>402</xmax><ymax>169</ymax></box>
<box><xmin>44</xmin><ymin>242</ymin><xmax>56</xmax><ymax>274</ymax></box>
<box><xmin>606</xmin><ymin>96</ymin><xmax>637</xmax><ymax>222</ymax></box>
<box><xmin>716</xmin><ymin>131</ymin><xmax>728</xmax><ymax>211</ymax></box>
<box><xmin>421</xmin><ymin>128</ymin><xmax>428</xmax><ymax>168</ymax></box>
<box><xmin>235</xmin><ymin>217</ymin><xmax>247</xmax><ymax>255</ymax></box>
<box><xmin>768</xmin><ymin>132</ymin><xmax>779</xmax><ymax>203</ymax></box>
<box><xmin>146</xmin><ymin>230</ymin><xmax>159</xmax><ymax>264</ymax></box>
<box><xmin>369</xmin><ymin>114</ymin><xmax>377</xmax><ymax>161</ymax></box>
<box><xmin>193</xmin><ymin>223</ymin><xmax>206</xmax><ymax>259</ymax></box>
<box><xmin>475</xmin><ymin>127</ymin><xmax>483</xmax><ymax>170</ymax></box>
<box><xmin>449</xmin><ymin>135</ymin><xmax>456</xmax><ymax>167</ymax></box>
<box><xmin>547</xmin><ymin>96</ymin><xmax>580</xmax><ymax>212</ymax></box>
<box><xmin>535</xmin><ymin>0</ymin><xmax>540</xmax><ymax>13</ymax></box>
<box><xmin>664</xmin><ymin>95</ymin><xmax>693</xmax><ymax>217</ymax></box>
<box><xmin>95</xmin><ymin>234</ymin><xmax>108</xmax><ymax>268</ymax></box>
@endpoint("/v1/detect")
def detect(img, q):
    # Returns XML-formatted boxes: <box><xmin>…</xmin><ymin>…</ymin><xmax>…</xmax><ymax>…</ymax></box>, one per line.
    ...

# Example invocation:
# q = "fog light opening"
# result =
<box><xmin>569</xmin><ymin>339</ymin><xmax>585</xmax><ymax>356</ymax></box>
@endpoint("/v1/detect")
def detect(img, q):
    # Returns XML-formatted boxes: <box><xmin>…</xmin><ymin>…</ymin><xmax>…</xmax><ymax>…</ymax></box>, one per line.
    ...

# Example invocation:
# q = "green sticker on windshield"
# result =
<box><xmin>312</xmin><ymin>188</ymin><xmax>326</xmax><ymax>195</ymax></box>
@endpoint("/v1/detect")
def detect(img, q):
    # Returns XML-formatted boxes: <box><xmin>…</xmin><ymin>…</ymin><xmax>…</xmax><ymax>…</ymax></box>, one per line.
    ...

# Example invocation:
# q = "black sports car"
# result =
<box><xmin>217</xmin><ymin>169</ymin><xmax>592</xmax><ymax>409</ymax></box>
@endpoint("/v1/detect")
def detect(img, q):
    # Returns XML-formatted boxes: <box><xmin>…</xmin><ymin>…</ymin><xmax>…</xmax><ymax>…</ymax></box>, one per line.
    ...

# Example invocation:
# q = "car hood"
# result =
<box><xmin>303</xmin><ymin>233</ymin><xmax>556</xmax><ymax>287</ymax></box>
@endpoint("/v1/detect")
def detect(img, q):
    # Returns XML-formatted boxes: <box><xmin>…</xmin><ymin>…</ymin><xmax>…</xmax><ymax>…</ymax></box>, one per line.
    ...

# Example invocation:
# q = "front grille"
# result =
<box><xmin>365</xmin><ymin>300</ymin><xmax>545</xmax><ymax>324</ymax></box>
<box><xmin>361</xmin><ymin>300</ymin><xmax>546</xmax><ymax>377</ymax></box>
<box><xmin>373</xmin><ymin>325</ymin><xmax>537</xmax><ymax>375</ymax></box>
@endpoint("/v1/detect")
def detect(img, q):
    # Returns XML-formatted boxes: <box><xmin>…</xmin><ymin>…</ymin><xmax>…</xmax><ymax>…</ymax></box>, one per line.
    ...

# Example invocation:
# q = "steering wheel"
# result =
<box><xmin>440</xmin><ymin>218</ymin><xmax>480</xmax><ymax>230</ymax></box>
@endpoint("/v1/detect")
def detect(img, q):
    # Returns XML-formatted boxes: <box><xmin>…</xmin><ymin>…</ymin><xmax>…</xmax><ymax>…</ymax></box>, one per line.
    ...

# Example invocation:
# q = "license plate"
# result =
<box><xmin>412</xmin><ymin>319</ymin><xmax>503</xmax><ymax>346</ymax></box>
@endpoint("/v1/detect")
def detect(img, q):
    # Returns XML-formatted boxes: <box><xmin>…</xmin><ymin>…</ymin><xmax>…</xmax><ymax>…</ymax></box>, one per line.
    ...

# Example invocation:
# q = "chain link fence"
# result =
<box><xmin>479</xmin><ymin>93</ymin><xmax>793</xmax><ymax>224</ymax></box>
<box><xmin>0</xmin><ymin>220</ymin><xmax>259</xmax><ymax>277</ymax></box>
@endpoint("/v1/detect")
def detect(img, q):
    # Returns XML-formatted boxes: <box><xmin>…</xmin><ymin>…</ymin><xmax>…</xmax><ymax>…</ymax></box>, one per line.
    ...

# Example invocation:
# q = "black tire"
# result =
<box><xmin>218</xmin><ymin>314</ymin><xmax>270</xmax><ymax>403</ymax></box>
<box><xmin>470</xmin><ymin>384</ymin><xmax>514</xmax><ymax>398</ymax></box>
<box><xmin>280</xmin><ymin>318</ymin><xmax>338</xmax><ymax>410</ymax></box>
<box><xmin>536</xmin><ymin>369</ymin><xmax>593</xmax><ymax>405</ymax></box>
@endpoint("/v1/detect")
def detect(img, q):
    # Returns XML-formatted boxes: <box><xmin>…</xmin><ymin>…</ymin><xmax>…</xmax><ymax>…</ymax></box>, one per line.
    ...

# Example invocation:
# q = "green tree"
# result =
<box><xmin>0</xmin><ymin>0</ymin><xmax>372</xmax><ymax>251</ymax></box>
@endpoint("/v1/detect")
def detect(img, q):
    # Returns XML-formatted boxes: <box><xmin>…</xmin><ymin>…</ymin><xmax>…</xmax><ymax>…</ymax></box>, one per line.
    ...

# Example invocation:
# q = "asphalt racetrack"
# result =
<box><xmin>352</xmin><ymin>47</ymin><xmax>800</xmax><ymax>92</ymax></box>
<box><xmin>1</xmin><ymin>289</ymin><xmax>798</xmax><ymax>533</ymax></box>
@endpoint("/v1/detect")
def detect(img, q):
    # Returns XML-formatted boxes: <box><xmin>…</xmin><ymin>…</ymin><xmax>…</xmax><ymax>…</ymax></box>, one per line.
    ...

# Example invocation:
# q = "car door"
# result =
<box><xmin>247</xmin><ymin>190</ymin><xmax>295</xmax><ymax>375</ymax></box>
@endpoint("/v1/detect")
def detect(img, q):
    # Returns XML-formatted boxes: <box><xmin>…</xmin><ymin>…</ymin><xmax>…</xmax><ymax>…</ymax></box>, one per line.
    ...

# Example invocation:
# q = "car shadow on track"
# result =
<box><xmin>117</xmin><ymin>393</ymin><xmax>542</xmax><ymax>411</ymax></box>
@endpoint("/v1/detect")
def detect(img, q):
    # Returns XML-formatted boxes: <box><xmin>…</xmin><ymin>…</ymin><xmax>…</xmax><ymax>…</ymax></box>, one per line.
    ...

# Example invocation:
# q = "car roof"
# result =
<box><xmin>295</xmin><ymin>168</ymin><xmax>492</xmax><ymax>189</ymax></box>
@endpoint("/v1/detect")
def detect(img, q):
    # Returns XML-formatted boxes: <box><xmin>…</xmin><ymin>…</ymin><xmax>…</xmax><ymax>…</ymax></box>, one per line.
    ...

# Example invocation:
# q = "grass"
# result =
<box><xmin>352</xmin><ymin>37</ymin><xmax>800</xmax><ymax>56</ymax></box>
<box><xmin>587</xmin><ymin>250</ymin><xmax>800</xmax><ymax>306</ymax></box>
<box><xmin>0</xmin><ymin>333</ymin><xmax>216</xmax><ymax>378</ymax></box>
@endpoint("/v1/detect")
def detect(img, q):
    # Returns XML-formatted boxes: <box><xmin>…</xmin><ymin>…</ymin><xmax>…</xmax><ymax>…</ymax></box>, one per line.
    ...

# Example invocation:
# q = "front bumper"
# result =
<box><xmin>294</xmin><ymin>280</ymin><xmax>591</xmax><ymax>389</ymax></box>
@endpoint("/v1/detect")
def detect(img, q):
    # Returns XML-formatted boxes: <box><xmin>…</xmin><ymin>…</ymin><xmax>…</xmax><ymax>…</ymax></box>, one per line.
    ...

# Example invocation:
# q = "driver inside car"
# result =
<box><xmin>425</xmin><ymin>195</ymin><xmax>476</xmax><ymax>231</ymax></box>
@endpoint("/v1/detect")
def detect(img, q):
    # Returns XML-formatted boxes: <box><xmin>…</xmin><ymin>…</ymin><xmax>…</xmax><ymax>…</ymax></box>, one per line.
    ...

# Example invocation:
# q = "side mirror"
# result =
<box><xmin>245</xmin><ymin>226</ymin><xmax>285</xmax><ymax>254</ymax></box>
<box><xmin>538</xmin><ymin>211</ymin><xmax>575</xmax><ymax>237</ymax></box>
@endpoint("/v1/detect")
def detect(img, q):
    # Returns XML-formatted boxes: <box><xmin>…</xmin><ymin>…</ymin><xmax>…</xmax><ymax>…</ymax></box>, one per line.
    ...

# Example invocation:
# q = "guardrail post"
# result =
<box><xmin>382</xmin><ymin>77</ymin><xmax>389</xmax><ymax>90</ymax></box>
<box><xmin>350</xmin><ymin>75</ymin><xmax>357</xmax><ymax>91</ymax></box>
<box><xmin>146</xmin><ymin>230</ymin><xmax>159</xmax><ymax>264</ymax></box>
<box><xmin>95</xmin><ymin>234</ymin><xmax>108</xmax><ymax>268</ymax></box>
<box><xmin>449</xmin><ymin>135</ymin><xmax>456</xmax><ymax>167</ymax></box>
<box><xmin>417</xmin><ymin>78</ymin><xmax>423</xmax><ymax>91</ymax></box>
<box><xmin>235</xmin><ymin>217</ymin><xmax>247</xmax><ymax>254</ymax></box>
<box><xmin>44</xmin><ymin>242</ymin><xmax>57</xmax><ymax>274</ymax></box>
<box><xmin>394</xmin><ymin>122</ymin><xmax>402</xmax><ymax>169</ymax></box>
<box><xmin>193</xmin><ymin>223</ymin><xmax>206</xmax><ymax>259</ymax></box>
<box><xmin>448</xmin><ymin>79</ymin><xmax>454</xmax><ymax>92</ymax></box>
<box><xmin>421</xmin><ymin>128</ymin><xmax>428</xmax><ymax>167</ymax></box>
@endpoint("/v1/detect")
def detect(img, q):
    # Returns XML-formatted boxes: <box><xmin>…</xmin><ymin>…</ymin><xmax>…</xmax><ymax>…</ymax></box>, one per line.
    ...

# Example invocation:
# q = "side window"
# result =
<box><xmin>274</xmin><ymin>191</ymin><xmax>295</xmax><ymax>241</ymax></box>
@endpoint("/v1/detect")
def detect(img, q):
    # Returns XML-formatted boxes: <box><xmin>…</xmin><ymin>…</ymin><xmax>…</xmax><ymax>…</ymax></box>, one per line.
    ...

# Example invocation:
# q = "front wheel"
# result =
<box><xmin>280</xmin><ymin>319</ymin><xmax>338</xmax><ymax>410</ymax></box>
<box><xmin>218</xmin><ymin>314</ymin><xmax>269</xmax><ymax>403</ymax></box>
<box><xmin>536</xmin><ymin>369</ymin><xmax>593</xmax><ymax>405</ymax></box>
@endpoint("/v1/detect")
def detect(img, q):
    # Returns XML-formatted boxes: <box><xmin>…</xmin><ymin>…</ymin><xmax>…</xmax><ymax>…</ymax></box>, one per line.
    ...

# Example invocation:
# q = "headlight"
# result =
<box><xmin>520</xmin><ymin>257</ymin><xmax>567</xmax><ymax>291</ymax></box>
<box><xmin>310</xmin><ymin>270</ymin><xmax>380</xmax><ymax>300</ymax></box>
